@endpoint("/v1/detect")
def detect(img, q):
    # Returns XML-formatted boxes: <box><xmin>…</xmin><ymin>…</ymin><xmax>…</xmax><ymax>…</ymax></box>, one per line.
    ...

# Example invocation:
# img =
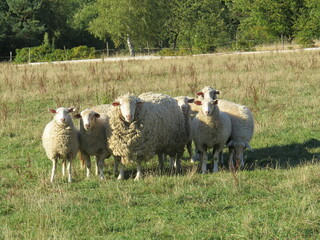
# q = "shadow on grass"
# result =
<box><xmin>102</xmin><ymin>138</ymin><xmax>320</xmax><ymax>179</ymax></box>
<box><xmin>246</xmin><ymin>138</ymin><xmax>320</xmax><ymax>170</ymax></box>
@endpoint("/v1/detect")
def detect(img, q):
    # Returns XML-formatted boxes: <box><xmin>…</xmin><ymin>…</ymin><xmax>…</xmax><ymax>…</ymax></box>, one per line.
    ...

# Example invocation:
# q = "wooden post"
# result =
<box><xmin>10</xmin><ymin>52</ymin><xmax>12</xmax><ymax>62</ymax></box>
<box><xmin>28</xmin><ymin>48</ymin><xmax>31</xmax><ymax>63</ymax></box>
<box><xmin>106</xmin><ymin>42</ymin><xmax>109</xmax><ymax>57</ymax></box>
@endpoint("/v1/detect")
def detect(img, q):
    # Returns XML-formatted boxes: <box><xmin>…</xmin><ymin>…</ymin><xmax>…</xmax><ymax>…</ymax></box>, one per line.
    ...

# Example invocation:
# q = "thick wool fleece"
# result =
<box><xmin>42</xmin><ymin>120</ymin><xmax>79</xmax><ymax>161</ymax></box>
<box><xmin>217</xmin><ymin>99</ymin><xmax>254</xmax><ymax>143</ymax></box>
<box><xmin>108</xmin><ymin>93</ymin><xmax>187</xmax><ymax>165</ymax></box>
<box><xmin>192</xmin><ymin>104</ymin><xmax>231</xmax><ymax>152</ymax></box>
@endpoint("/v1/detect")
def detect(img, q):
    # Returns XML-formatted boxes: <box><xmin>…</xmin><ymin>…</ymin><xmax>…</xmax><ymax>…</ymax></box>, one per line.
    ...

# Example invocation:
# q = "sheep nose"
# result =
<box><xmin>204</xmin><ymin>111</ymin><xmax>209</xmax><ymax>115</ymax></box>
<box><xmin>61</xmin><ymin>118</ymin><xmax>65</xmax><ymax>122</ymax></box>
<box><xmin>85</xmin><ymin>124</ymin><xmax>90</xmax><ymax>129</ymax></box>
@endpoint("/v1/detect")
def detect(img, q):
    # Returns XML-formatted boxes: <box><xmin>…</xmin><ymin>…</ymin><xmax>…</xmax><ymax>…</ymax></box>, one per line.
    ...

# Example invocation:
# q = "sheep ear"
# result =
<box><xmin>194</xmin><ymin>100</ymin><xmax>202</xmax><ymax>106</ymax></box>
<box><xmin>215</xmin><ymin>90</ymin><xmax>220</xmax><ymax>95</ymax></box>
<box><xmin>245</xmin><ymin>142</ymin><xmax>253</xmax><ymax>151</ymax></box>
<box><xmin>196</xmin><ymin>91</ymin><xmax>204</xmax><ymax>96</ymax></box>
<box><xmin>112</xmin><ymin>102</ymin><xmax>120</xmax><ymax>107</ymax></box>
<box><xmin>49</xmin><ymin>109</ymin><xmax>56</xmax><ymax>114</ymax></box>
<box><xmin>213</xmin><ymin>100</ymin><xmax>218</xmax><ymax>105</ymax></box>
<box><xmin>94</xmin><ymin>113</ymin><xmax>100</xmax><ymax>118</ymax></box>
<box><xmin>74</xmin><ymin>114</ymin><xmax>81</xmax><ymax>119</ymax></box>
<box><xmin>68</xmin><ymin>108</ymin><xmax>76</xmax><ymax>113</ymax></box>
<box><xmin>227</xmin><ymin>140</ymin><xmax>234</xmax><ymax>147</ymax></box>
<box><xmin>188</xmin><ymin>98</ymin><xmax>195</xmax><ymax>103</ymax></box>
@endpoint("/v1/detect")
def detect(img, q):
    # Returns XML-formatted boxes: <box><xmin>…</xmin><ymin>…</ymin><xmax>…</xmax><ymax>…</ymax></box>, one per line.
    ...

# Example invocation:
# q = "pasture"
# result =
<box><xmin>1</xmin><ymin>50</ymin><xmax>320</xmax><ymax>239</ymax></box>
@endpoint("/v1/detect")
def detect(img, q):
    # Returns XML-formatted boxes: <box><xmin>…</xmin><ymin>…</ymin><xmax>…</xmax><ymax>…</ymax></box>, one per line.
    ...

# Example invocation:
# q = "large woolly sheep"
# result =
<box><xmin>197</xmin><ymin>87</ymin><xmax>254</xmax><ymax>170</ymax></box>
<box><xmin>108</xmin><ymin>92</ymin><xmax>187</xmax><ymax>180</ymax></box>
<box><xmin>174</xmin><ymin>96</ymin><xmax>195</xmax><ymax>160</ymax></box>
<box><xmin>74</xmin><ymin>107</ymin><xmax>112</xmax><ymax>179</ymax></box>
<box><xmin>191</xmin><ymin>99</ymin><xmax>231</xmax><ymax>174</ymax></box>
<box><xmin>42</xmin><ymin>107</ymin><xmax>79</xmax><ymax>183</ymax></box>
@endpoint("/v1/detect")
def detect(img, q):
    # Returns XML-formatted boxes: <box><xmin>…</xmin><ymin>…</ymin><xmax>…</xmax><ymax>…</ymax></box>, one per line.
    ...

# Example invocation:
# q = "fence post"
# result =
<box><xmin>10</xmin><ymin>52</ymin><xmax>12</xmax><ymax>62</ymax></box>
<box><xmin>106</xmin><ymin>42</ymin><xmax>109</xmax><ymax>57</ymax></box>
<box><xmin>28</xmin><ymin>48</ymin><xmax>31</xmax><ymax>63</ymax></box>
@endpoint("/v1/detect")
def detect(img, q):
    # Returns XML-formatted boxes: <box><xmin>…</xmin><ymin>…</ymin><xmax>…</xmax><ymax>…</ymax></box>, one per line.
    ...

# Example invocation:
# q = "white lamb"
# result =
<box><xmin>108</xmin><ymin>92</ymin><xmax>187</xmax><ymax>180</ymax></box>
<box><xmin>192</xmin><ymin>99</ymin><xmax>232</xmax><ymax>174</ymax></box>
<box><xmin>42</xmin><ymin>107</ymin><xmax>79</xmax><ymax>183</ymax></box>
<box><xmin>74</xmin><ymin>107</ymin><xmax>112</xmax><ymax>179</ymax></box>
<box><xmin>197</xmin><ymin>87</ymin><xmax>254</xmax><ymax>170</ymax></box>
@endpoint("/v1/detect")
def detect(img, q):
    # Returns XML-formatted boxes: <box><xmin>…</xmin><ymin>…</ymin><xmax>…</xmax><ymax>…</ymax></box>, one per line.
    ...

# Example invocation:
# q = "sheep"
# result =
<box><xmin>174</xmin><ymin>96</ymin><xmax>195</xmax><ymax>161</ymax></box>
<box><xmin>108</xmin><ymin>92</ymin><xmax>187</xmax><ymax>180</ymax></box>
<box><xmin>197</xmin><ymin>87</ymin><xmax>254</xmax><ymax>170</ymax></box>
<box><xmin>42</xmin><ymin>107</ymin><xmax>79</xmax><ymax>183</ymax></box>
<box><xmin>74</xmin><ymin>107</ymin><xmax>112</xmax><ymax>179</ymax></box>
<box><xmin>191</xmin><ymin>99</ymin><xmax>231</xmax><ymax>174</ymax></box>
<box><xmin>218</xmin><ymin>100</ymin><xmax>254</xmax><ymax>170</ymax></box>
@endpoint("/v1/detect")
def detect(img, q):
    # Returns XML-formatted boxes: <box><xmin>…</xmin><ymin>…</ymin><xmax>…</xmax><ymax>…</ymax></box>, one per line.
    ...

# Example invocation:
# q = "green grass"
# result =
<box><xmin>1</xmin><ymin>51</ymin><xmax>320</xmax><ymax>239</ymax></box>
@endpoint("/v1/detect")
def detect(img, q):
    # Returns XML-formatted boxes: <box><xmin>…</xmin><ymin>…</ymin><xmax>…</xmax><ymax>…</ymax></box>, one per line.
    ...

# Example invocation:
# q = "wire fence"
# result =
<box><xmin>0</xmin><ymin>39</ymin><xmax>316</xmax><ymax>63</ymax></box>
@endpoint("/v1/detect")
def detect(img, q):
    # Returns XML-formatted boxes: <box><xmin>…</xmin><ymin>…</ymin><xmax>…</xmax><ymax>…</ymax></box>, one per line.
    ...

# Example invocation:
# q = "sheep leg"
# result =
<box><xmin>228</xmin><ymin>148</ymin><xmax>235</xmax><ymax>172</ymax></box>
<box><xmin>175</xmin><ymin>153</ymin><xmax>182</xmax><ymax>174</ymax></box>
<box><xmin>62</xmin><ymin>159</ymin><xmax>66</xmax><ymax>177</ymax></box>
<box><xmin>114</xmin><ymin>156</ymin><xmax>121</xmax><ymax>176</ymax></box>
<box><xmin>235</xmin><ymin>151</ymin><xmax>244</xmax><ymax>171</ymax></box>
<box><xmin>96</xmin><ymin>155</ymin><xmax>105</xmax><ymax>180</ymax></box>
<box><xmin>67</xmin><ymin>157</ymin><xmax>72</xmax><ymax>183</ymax></box>
<box><xmin>50</xmin><ymin>158</ymin><xmax>58</xmax><ymax>183</ymax></box>
<box><xmin>82</xmin><ymin>153</ymin><xmax>91</xmax><ymax>178</ymax></box>
<box><xmin>117</xmin><ymin>161</ymin><xmax>124</xmax><ymax>180</ymax></box>
<box><xmin>95</xmin><ymin>159</ymin><xmax>99</xmax><ymax>176</ymax></box>
<box><xmin>201</xmin><ymin>151</ymin><xmax>208</xmax><ymax>174</ymax></box>
<box><xmin>134</xmin><ymin>158</ymin><xmax>142</xmax><ymax>181</ymax></box>
<box><xmin>212</xmin><ymin>151</ymin><xmax>220</xmax><ymax>173</ymax></box>
<box><xmin>157</xmin><ymin>153</ymin><xmax>165</xmax><ymax>174</ymax></box>
<box><xmin>191</xmin><ymin>148</ymin><xmax>200</xmax><ymax>163</ymax></box>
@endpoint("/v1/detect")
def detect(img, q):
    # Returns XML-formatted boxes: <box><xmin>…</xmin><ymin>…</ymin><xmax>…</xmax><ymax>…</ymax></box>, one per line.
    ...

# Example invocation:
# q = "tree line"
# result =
<box><xmin>1</xmin><ymin>0</ymin><xmax>320</xmax><ymax>59</ymax></box>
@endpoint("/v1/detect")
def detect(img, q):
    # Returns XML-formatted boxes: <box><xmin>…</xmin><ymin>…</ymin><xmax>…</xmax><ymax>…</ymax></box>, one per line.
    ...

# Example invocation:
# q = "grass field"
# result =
<box><xmin>1</xmin><ymin>50</ymin><xmax>320</xmax><ymax>239</ymax></box>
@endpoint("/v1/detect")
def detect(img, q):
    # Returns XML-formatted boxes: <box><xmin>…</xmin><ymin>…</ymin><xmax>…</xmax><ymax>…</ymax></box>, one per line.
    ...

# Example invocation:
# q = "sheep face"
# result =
<box><xmin>175</xmin><ymin>96</ymin><xmax>194</xmax><ymax>115</ymax></box>
<box><xmin>49</xmin><ymin>107</ymin><xmax>75</xmax><ymax>127</ymax></box>
<box><xmin>112</xmin><ymin>95</ymin><xmax>143</xmax><ymax>123</ymax></box>
<box><xmin>196</xmin><ymin>86</ymin><xmax>220</xmax><ymax>101</ymax></box>
<box><xmin>74</xmin><ymin>109</ymin><xmax>100</xmax><ymax>130</ymax></box>
<box><xmin>194</xmin><ymin>99</ymin><xmax>218</xmax><ymax>116</ymax></box>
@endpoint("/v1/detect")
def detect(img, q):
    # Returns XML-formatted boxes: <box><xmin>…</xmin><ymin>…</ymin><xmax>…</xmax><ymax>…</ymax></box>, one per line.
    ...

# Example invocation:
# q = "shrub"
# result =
<box><xmin>14</xmin><ymin>45</ymin><xmax>97</xmax><ymax>63</ymax></box>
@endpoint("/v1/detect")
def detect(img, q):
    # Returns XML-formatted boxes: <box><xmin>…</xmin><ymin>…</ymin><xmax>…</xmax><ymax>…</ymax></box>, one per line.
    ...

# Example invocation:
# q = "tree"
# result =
<box><xmin>231</xmin><ymin>0</ymin><xmax>303</xmax><ymax>44</ymax></box>
<box><xmin>294</xmin><ymin>0</ymin><xmax>320</xmax><ymax>46</ymax></box>
<box><xmin>5</xmin><ymin>0</ymin><xmax>45</xmax><ymax>50</ymax></box>
<box><xmin>88</xmin><ymin>0</ymin><xmax>168</xmax><ymax>56</ymax></box>
<box><xmin>165</xmin><ymin>0</ymin><xmax>230</xmax><ymax>52</ymax></box>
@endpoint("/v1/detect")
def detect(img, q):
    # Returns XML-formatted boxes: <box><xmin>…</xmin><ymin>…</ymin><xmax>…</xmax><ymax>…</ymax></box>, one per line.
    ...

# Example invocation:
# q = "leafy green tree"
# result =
<box><xmin>5</xmin><ymin>0</ymin><xmax>45</xmax><ymax>50</ymax></box>
<box><xmin>164</xmin><ymin>0</ymin><xmax>230</xmax><ymax>52</ymax></box>
<box><xmin>231</xmin><ymin>0</ymin><xmax>303</xmax><ymax>44</ymax></box>
<box><xmin>294</xmin><ymin>0</ymin><xmax>320</xmax><ymax>46</ymax></box>
<box><xmin>88</xmin><ymin>0</ymin><xmax>168</xmax><ymax>56</ymax></box>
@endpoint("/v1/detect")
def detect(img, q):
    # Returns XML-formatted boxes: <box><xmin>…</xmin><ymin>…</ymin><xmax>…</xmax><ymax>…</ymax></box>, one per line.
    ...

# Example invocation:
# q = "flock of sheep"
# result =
<box><xmin>42</xmin><ymin>86</ymin><xmax>254</xmax><ymax>182</ymax></box>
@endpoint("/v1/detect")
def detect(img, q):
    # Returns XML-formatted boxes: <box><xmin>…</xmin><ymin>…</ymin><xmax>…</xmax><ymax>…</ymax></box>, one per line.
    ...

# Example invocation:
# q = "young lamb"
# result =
<box><xmin>174</xmin><ymin>96</ymin><xmax>195</xmax><ymax>161</ymax></box>
<box><xmin>74</xmin><ymin>107</ymin><xmax>112</xmax><ymax>179</ymax></box>
<box><xmin>191</xmin><ymin>99</ymin><xmax>231</xmax><ymax>174</ymax></box>
<box><xmin>197</xmin><ymin>87</ymin><xmax>254</xmax><ymax>170</ymax></box>
<box><xmin>108</xmin><ymin>92</ymin><xmax>187</xmax><ymax>180</ymax></box>
<box><xmin>42</xmin><ymin>107</ymin><xmax>79</xmax><ymax>183</ymax></box>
